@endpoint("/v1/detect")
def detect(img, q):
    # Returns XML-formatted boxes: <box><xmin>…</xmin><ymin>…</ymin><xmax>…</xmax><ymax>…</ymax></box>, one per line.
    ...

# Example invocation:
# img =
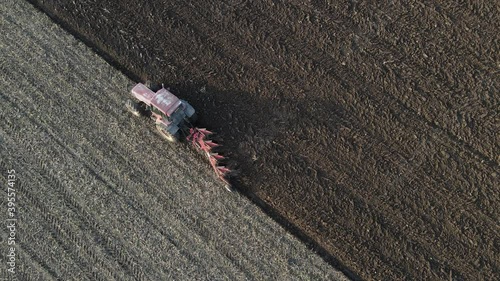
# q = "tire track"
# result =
<box><xmin>0</xmin><ymin>178</ymin><xmax>60</xmax><ymax>281</ymax></box>
<box><xmin>0</xmin><ymin>116</ymin><xmax>142</xmax><ymax>280</ymax></box>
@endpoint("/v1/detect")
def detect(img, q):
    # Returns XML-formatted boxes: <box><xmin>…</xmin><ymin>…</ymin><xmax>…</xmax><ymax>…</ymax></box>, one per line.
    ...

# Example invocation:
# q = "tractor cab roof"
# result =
<box><xmin>131</xmin><ymin>83</ymin><xmax>182</xmax><ymax>116</ymax></box>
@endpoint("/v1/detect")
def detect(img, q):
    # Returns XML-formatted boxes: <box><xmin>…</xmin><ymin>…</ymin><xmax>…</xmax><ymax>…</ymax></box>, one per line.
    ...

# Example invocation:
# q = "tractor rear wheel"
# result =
<box><xmin>156</xmin><ymin>124</ymin><xmax>179</xmax><ymax>143</ymax></box>
<box><xmin>126</xmin><ymin>100</ymin><xmax>141</xmax><ymax>117</ymax></box>
<box><xmin>189</xmin><ymin>112</ymin><xmax>198</xmax><ymax>124</ymax></box>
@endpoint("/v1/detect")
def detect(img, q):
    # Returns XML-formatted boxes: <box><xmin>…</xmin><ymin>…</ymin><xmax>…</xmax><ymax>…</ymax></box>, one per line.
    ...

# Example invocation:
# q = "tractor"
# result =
<box><xmin>125</xmin><ymin>82</ymin><xmax>231</xmax><ymax>190</ymax></box>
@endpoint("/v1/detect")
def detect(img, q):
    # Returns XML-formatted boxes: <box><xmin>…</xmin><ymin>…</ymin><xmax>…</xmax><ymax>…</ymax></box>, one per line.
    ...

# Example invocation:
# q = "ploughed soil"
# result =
<box><xmin>29</xmin><ymin>0</ymin><xmax>499</xmax><ymax>280</ymax></box>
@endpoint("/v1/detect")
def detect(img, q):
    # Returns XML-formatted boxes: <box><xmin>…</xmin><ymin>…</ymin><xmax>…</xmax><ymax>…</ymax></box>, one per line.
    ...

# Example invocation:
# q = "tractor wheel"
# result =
<box><xmin>189</xmin><ymin>112</ymin><xmax>198</xmax><ymax>124</ymax></box>
<box><xmin>156</xmin><ymin>124</ymin><xmax>179</xmax><ymax>143</ymax></box>
<box><xmin>145</xmin><ymin>80</ymin><xmax>161</xmax><ymax>92</ymax></box>
<box><xmin>126</xmin><ymin>100</ymin><xmax>141</xmax><ymax>117</ymax></box>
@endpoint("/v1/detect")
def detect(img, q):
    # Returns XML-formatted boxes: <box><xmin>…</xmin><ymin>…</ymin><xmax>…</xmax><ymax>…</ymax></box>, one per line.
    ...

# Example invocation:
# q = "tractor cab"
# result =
<box><xmin>128</xmin><ymin>83</ymin><xmax>196</xmax><ymax>141</ymax></box>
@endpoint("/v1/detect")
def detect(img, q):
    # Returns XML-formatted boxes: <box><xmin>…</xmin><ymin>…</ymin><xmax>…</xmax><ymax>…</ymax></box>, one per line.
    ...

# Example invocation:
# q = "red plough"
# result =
<box><xmin>187</xmin><ymin>128</ymin><xmax>232</xmax><ymax>191</ymax></box>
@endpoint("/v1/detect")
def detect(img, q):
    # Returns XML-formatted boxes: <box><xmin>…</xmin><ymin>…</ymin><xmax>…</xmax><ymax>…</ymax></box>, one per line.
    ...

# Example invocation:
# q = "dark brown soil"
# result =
<box><xmin>28</xmin><ymin>0</ymin><xmax>499</xmax><ymax>280</ymax></box>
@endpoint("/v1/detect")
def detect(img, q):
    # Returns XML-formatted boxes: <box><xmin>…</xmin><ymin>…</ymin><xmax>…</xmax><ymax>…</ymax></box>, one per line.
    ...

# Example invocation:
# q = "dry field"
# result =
<box><xmin>0</xmin><ymin>1</ymin><xmax>349</xmax><ymax>280</ymax></box>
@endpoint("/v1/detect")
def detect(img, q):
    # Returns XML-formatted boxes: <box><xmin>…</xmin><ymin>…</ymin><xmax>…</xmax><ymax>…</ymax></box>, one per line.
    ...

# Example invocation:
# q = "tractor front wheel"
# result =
<box><xmin>156</xmin><ymin>124</ymin><xmax>179</xmax><ymax>143</ymax></box>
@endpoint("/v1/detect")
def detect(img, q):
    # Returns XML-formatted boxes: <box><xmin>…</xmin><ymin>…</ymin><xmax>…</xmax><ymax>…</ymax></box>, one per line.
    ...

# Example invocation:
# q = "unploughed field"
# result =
<box><xmin>0</xmin><ymin>1</ymin><xmax>350</xmax><ymax>280</ymax></box>
<box><xmin>11</xmin><ymin>0</ymin><xmax>500</xmax><ymax>280</ymax></box>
